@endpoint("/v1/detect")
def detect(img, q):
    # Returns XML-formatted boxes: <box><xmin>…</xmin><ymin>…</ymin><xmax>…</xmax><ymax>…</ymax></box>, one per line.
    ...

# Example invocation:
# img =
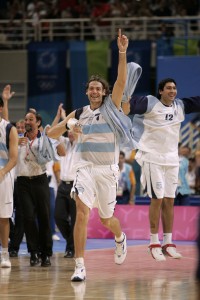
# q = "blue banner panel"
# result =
<box><xmin>110</xmin><ymin>40</ymin><xmax>152</xmax><ymax>95</ymax></box>
<box><xmin>157</xmin><ymin>56</ymin><xmax>200</xmax><ymax>125</ymax></box>
<box><xmin>69</xmin><ymin>41</ymin><xmax>88</xmax><ymax>110</ymax></box>
<box><xmin>27</xmin><ymin>41</ymin><xmax>68</xmax><ymax>125</ymax></box>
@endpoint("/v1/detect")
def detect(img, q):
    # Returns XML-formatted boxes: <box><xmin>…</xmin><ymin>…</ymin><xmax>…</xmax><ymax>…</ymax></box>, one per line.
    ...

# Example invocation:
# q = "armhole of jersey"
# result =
<box><xmin>75</xmin><ymin>107</ymin><xmax>83</xmax><ymax>120</ymax></box>
<box><xmin>6</xmin><ymin>123</ymin><xmax>13</xmax><ymax>150</ymax></box>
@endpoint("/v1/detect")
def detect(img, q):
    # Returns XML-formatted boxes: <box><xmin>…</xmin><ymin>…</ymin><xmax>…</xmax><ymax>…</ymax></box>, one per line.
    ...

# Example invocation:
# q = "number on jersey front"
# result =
<box><xmin>165</xmin><ymin>114</ymin><xmax>173</xmax><ymax>121</ymax></box>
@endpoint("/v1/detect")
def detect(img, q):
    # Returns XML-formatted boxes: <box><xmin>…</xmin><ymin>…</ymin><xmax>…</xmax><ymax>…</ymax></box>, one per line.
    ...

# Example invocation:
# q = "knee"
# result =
<box><xmin>76</xmin><ymin>209</ymin><xmax>89</xmax><ymax>223</ymax></box>
<box><xmin>151</xmin><ymin>198</ymin><xmax>162</xmax><ymax>208</ymax></box>
<box><xmin>75</xmin><ymin>197</ymin><xmax>90</xmax><ymax>224</ymax></box>
<box><xmin>163</xmin><ymin>197</ymin><xmax>174</xmax><ymax>208</ymax></box>
<box><xmin>100</xmin><ymin>217</ymin><xmax>111</xmax><ymax>227</ymax></box>
<box><xmin>0</xmin><ymin>218</ymin><xmax>9</xmax><ymax>226</ymax></box>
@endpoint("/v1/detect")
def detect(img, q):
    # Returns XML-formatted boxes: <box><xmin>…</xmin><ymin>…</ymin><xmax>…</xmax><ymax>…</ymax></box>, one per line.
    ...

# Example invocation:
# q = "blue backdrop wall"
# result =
<box><xmin>157</xmin><ymin>56</ymin><xmax>200</xmax><ymax>125</ymax></box>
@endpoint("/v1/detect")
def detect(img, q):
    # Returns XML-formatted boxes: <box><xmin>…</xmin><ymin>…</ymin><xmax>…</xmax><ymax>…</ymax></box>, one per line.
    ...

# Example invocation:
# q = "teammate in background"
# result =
<box><xmin>9</xmin><ymin>118</ymin><xmax>27</xmax><ymax>257</ymax></box>
<box><xmin>117</xmin><ymin>151</ymin><xmax>136</xmax><ymax>205</ymax></box>
<box><xmin>46</xmin><ymin>160</ymin><xmax>61</xmax><ymax>241</ymax></box>
<box><xmin>51</xmin><ymin>103</ymin><xmax>77</xmax><ymax>258</ymax></box>
<box><xmin>175</xmin><ymin>144</ymin><xmax>191</xmax><ymax>206</ymax></box>
<box><xmin>0</xmin><ymin>96</ymin><xmax>18</xmax><ymax>268</ymax></box>
<box><xmin>47</xmin><ymin>29</ymin><xmax>129</xmax><ymax>281</ymax></box>
<box><xmin>122</xmin><ymin>78</ymin><xmax>200</xmax><ymax>261</ymax></box>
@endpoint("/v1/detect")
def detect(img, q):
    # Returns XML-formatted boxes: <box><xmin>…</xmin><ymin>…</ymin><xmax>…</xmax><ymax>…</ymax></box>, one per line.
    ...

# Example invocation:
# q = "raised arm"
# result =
<box><xmin>111</xmin><ymin>29</ymin><xmax>129</xmax><ymax>109</ymax></box>
<box><xmin>51</xmin><ymin>103</ymin><xmax>66</xmax><ymax>127</ymax></box>
<box><xmin>2</xmin><ymin>85</ymin><xmax>15</xmax><ymax>121</ymax></box>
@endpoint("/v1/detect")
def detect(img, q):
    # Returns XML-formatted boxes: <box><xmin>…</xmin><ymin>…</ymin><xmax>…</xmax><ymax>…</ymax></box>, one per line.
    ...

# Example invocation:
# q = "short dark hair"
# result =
<box><xmin>86</xmin><ymin>75</ymin><xmax>110</xmax><ymax>102</ymax></box>
<box><xmin>0</xmin><ymin>97</ymin><xmax>4</xmax><ymax>107</ymax></box>
<box><xmin>119</xmin><ymin>150</ymin><xmax>125</xmax><ymax>157</ymax></box>
<box><xmin>157</xmin><ymin>78</ymin><xmax>177</xmax><ymax>99</ymax></box>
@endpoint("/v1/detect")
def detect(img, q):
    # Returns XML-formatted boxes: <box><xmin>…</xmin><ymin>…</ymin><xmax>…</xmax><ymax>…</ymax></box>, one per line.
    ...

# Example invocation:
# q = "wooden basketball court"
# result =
<box><xmin>0</xmin><ymin>243</ymin><xmax>199</xmax><ymax>299</ymax></box>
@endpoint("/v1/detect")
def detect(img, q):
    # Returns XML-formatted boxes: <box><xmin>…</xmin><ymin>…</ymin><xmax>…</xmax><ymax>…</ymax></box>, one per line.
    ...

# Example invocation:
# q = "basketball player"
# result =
<box><xmin>0</xmin><ymin>97</ymin><xmax>18</xmax><ymax>268</ymax></box>
<box><xmin>122</xmin><ymin>78</ymin><xmax>200</xmax><ymax>261</ymax></box>
<box><xmin>47</xmin><ymin>29</ymin><xmax>129</xmax><ymax>281</ymax></box>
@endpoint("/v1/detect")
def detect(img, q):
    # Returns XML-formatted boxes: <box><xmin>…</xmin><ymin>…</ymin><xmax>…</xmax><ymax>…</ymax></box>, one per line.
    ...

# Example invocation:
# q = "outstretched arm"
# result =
<box><xmin>2</xmin><ymin>85</ymin><xmax>15</xmax><ymax>121</ymax></box>
<box><xmin>47</xmin><ymin>111</ymin><xmax>76</xmax><ymax>139</ymax></box>
<box><xmin>112</xmin><ymin>29</ymin><xmax>129</xmax><ymax>109</ymax></box>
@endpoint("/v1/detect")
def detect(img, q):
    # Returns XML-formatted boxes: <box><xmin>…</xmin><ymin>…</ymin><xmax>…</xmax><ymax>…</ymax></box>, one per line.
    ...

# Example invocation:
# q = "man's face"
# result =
<box><xmin>86</xmin><ymin>81</ymin><xmax>105</xmax><ymax>106</ymax></box>
<box><xmin>159</xmin><ymin>82</ymin><xmax>177</xmax><ymax>102</ymax></box>
<box><xmin>24</xmin><ymin>113</ymin><xmax>39</xmax><ymax>132</ymax></box>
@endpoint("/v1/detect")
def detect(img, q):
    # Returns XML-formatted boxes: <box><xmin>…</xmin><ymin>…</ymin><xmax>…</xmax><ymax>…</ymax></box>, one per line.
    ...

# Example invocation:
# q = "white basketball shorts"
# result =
<box><xmin>0</xmin><ymin>170</ymin><xmax>14</xmax><ymax>218</ymax></box>
<box><xmin>71</xmin><ymin>164</ymin><xmax>119</xmax><ymax>218</ymax></box>
<box><xmin>141</xmin><ymin>162</ymin><xmax>179</xmax><ymax>199</ymax></box>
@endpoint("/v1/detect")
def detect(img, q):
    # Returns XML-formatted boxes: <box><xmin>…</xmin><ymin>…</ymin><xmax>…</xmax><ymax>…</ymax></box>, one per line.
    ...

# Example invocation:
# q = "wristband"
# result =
<box><xmin>67</xmin><ymin>118</ymin><xmax>78</xmax><ymax>130</ymax></box>
<box><xmin>119</xmin><ymin>51</ymin><xmax>126</xmax><ymax>54</ymax></box>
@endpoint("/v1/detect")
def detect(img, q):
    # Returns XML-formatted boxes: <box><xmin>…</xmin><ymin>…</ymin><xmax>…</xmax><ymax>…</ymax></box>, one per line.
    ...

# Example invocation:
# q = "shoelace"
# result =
<box><xmin>116</xmin><ymin>240</ymin><xmax>125</xmax><ymax>255</ymax></box>
<box><xmin>75</xmin><ymin>264</ymin><xmax>84</xmax><ymax>273</ymax></box>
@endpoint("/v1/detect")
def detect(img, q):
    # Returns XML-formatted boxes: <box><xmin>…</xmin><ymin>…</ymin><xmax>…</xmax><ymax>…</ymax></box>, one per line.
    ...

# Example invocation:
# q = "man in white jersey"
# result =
<box><xmin>122</xmin><ymin>78</ymin><xmax>200</xmax><ymax>261</ymax></box>
<box><xmin>0</xmin><ymin>96</ymin><xmax>18</xmax><ymax>268</ymax></box>
<box><xmin>47</xmin><ymin>29</ymin><xmax>129</xmax><ymax>281</ymax></box>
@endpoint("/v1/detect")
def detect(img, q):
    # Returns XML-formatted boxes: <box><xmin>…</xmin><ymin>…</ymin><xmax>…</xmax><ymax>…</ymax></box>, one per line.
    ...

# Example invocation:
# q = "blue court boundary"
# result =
<box><xmin>16</xmin><ymin>232</ymin><xmax>196</xmax><ymax>256</ymax></box>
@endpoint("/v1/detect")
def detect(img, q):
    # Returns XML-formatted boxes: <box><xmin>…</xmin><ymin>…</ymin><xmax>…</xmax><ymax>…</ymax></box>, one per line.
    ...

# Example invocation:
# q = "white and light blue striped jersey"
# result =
<box><xmin>75</xmin><ymin>105</ymin><xmax>119</xmax><ymax>166</ymax></box>
<box><xmin>0</xmin><ymin>118</ymin><xmax>10</xmax><ymax>167</ymax></box>
<box><xmin>130</xmin><ymin>95</ymin><xmax>200</xmax><ymax>165</ymax></box>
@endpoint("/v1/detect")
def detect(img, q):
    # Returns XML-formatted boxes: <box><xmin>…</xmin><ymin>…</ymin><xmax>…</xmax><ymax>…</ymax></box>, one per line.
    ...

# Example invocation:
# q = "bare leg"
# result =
<box><xmin>148</xmin><ymin>198</ymin><xmax>167</xmax><ymax>261</ymax></box>
<box><xmin>161</xmin><ymin>197</ymin><xmax>174</xmax><ymax>233</ymax></box>
<box><xmin>161</xmin><ymin>197</ymin><xmax>182</xmax><ymax>258</ymax></box>
<box><xmin>0</xmin><ymin>218</ymin><xmax>10</xmax><ymax>248</ymax></box>
<box><xmin>100</xmin><ymin>216</ymin><xmax>122</xmax><ymax>239</ymax></box>
<box><xmin>74</xmin><ymin>196</ymin><xmax>90</xmax><ymax>259</ymax></box>
<box><xmin>149</xmin><ymin>198</ymin><xmax>162</xmax><ymax>234</ymax></box>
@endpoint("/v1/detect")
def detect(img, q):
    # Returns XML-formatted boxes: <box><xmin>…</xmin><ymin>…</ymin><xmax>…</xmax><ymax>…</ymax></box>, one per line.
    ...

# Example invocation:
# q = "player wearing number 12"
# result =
<box><xmin>122</xmin><ymin>78</ymin><xmax>200</xmax><ymax>262</ymax></box>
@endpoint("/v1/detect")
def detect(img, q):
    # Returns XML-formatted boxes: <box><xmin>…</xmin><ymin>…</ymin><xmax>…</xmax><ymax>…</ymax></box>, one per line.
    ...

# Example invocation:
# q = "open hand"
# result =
<box><xmin>2</xmin><ymin>85</ymin><xmax>15</xmax><ymax>102</ymax></box>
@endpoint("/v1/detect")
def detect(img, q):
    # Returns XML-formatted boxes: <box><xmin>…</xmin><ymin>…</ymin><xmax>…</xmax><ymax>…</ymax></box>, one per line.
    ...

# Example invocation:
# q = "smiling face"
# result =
<box><xmin>86</xmin><ymin>81</ymin><xmax>106</xmax><ymax>110</ymax></box>
<box><xmin>24</xmin><ymin>112</ymin><xmax>40</xmax><ymax>133</ymax></box>
<box><xmin>16</xmin><ymin>120</ymin><xmax>25</xmax><ymax>134</ymax></box>
<box><xmin>159</xmin><ymin>81</ymin><xmax>177</xmax><ymax>105</ymax></box>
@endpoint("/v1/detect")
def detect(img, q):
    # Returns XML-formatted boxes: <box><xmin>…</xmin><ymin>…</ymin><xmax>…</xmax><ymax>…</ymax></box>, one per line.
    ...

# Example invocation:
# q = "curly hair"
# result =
<box><xmin>86</xmin><ymin>75</ymin><xmax>110</xmax><ymax>102</ymax></box>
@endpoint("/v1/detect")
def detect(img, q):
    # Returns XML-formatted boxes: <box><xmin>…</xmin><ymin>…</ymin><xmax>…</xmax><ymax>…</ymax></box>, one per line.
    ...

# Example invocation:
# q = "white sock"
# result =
<box><xmin>163</xmin><ymin>233</ymin><xmax>172</xmax><ymax>245</ymax></box>
<box><xmin>1</xmin><ymin>248</ymin><xmax>8</xmax><ymax>253</ymax></box>
<box><xmin>150</xmin><ymin>233</ymin><xmax>160</xmax><ymax>244</ymax></box>
<box><xmin>115</xmin><ymin>233</ymin><xmax>124</xmax><ymax>243</ymax></box>
<box><xmin>75</xmin><ymin>257</ymin><xmax>84</xmax><ymax>266</ymax></box>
